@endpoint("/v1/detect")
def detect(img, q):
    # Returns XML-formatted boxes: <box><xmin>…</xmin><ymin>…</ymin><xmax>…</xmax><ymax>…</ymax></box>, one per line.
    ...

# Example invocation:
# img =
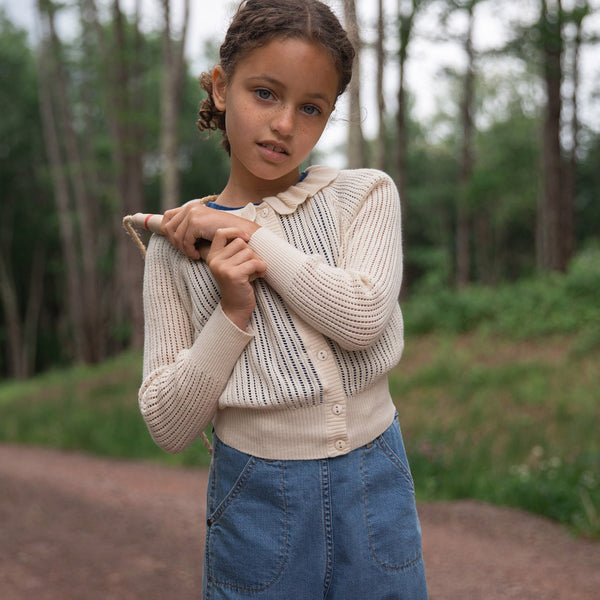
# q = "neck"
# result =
<box><xmin>217</xmin><ymin>167</ymin><xmax>301</xmax><ymax>208</ymax></box>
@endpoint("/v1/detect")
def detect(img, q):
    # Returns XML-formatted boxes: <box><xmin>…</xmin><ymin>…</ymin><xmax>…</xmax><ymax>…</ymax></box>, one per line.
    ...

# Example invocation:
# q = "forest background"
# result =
<box><xmin>1</xmin><ymin>0</ymin><xmax>599</xmax><ymax>537</ymax></box>
<box><xmin>1</xmin><ymin>0</ymin><xmax>599</xmax><ymax>378</ymax></box>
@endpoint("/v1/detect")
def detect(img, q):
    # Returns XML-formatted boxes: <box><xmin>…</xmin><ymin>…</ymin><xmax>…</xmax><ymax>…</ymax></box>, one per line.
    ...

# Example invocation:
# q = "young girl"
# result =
<box><xmin>139</xmin><ymin>0</ymin><xmax>428</xmax><ymax>597</ymax></box>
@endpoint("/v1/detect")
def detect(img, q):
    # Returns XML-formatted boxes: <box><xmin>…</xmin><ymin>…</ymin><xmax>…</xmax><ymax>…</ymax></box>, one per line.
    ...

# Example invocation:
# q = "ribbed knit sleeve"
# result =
<box><xmin>249</xmin><ymin>171</ymin><xmax>402</xmax><ymax>351</ymax></box>
<box><xmin>138</xmin><ymin>236</ymin><xmax>253</xmax><ymax>453</ymax></box>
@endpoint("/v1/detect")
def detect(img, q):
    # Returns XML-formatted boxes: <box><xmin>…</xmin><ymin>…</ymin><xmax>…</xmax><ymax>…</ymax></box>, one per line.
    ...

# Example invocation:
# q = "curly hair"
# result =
<box><xmin>197</xmin><ymin>0</ymin><xmax>355</xmax><ymax>154</ymax></box>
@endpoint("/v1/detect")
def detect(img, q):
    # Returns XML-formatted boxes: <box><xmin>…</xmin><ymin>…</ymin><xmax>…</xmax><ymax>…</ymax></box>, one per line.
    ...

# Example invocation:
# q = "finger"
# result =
<box><xmin>195</xmin><ymin>239</ymin><xmax>211</xmax><ymax>261</ymax></box>
<box><xmin>206</xmin><ymin>240</ymin><xmax>264</xmax><ymax>276</ymax></box>
<box><xmin>237</xmin><ymin>258</ymin><xmax>268</xmax><ymax>283</ymax></box>
<box><xmin>160</xmin><ymin>206</ymin><xmax>185</xmax><ymax>236</ymax></box>
<box><xmin>253</xmin><ymin>259</ymin><xmax>268</xmax><ymax>279</ymax></box>
<box><xmin>207</xmin><ymin>239</ymin><xmax>251</xmax><ymax>270</ymax></box>
<box><xmin>210</xmin><ymin>228</ymin><xmax>252</xmax><ymax>253</ymax></box>
<box><xmin>180</xmin><ymin>219</ymin><xmax>202</xmax><ymax>258</ymax></box>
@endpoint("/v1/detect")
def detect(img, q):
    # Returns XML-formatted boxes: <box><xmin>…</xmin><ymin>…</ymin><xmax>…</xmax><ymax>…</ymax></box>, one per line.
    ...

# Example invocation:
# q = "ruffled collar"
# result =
<box><xmin>196</xmin><ymin>165</ymin><xmax>339</xmax><ymax>220</ymax></box>
<box><xmin>261</xmin><ymin>165</ymin><xmax>339</xmax><ymax>214</ymax></box>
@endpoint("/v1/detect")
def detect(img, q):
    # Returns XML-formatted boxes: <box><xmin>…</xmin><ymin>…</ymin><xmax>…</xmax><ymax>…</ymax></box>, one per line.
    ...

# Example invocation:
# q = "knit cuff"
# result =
<box><xmin>249</xmin><ymin>227</ymin><xmax>309</xmax><ymax>296</ymax></box>
<box><xmin>188</xmin><ymin>303</ymin><xmax>253</xmax><ymax>384</ymax></box>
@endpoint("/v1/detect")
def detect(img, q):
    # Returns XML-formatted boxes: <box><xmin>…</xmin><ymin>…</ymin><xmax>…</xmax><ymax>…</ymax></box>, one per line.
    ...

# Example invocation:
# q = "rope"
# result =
<box><xmin>122</xmin><ymin>216</ymin><xmax>147</xmax><ymax>259</ymax></box>
<box><xmin>122</xmin><ymin>214</ymin><xmax>213</xmax><ymax>456</ymax></box>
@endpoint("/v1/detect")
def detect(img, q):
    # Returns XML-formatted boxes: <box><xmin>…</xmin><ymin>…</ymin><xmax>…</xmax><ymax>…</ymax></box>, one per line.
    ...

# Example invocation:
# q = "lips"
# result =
<box><xmin>258</xmin><ymin>141</ymin><xmax>289</xmax><ymax>156</ymax></box>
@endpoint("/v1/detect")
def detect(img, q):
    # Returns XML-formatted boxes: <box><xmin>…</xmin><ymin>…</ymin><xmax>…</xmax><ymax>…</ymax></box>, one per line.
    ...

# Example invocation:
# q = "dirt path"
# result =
<box><xmin>1</xmin><ymin>444</ymin><xmax>598</xmax><ymax>599</ymax></box>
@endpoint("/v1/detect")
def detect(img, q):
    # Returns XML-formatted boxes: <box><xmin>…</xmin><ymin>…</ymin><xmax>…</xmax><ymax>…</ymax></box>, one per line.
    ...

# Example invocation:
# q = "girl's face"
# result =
<box><xmin>213</xmin><ymin>37</ymin><xmax>339</xmax><ymax>197</ymax></box>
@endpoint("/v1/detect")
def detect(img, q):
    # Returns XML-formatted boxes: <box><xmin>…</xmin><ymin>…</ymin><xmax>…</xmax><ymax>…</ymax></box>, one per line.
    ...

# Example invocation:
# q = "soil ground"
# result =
<box><xmin>1</xmin><ymin>444</ymin><xmax>598</xmax><ymax>599</ymax></box>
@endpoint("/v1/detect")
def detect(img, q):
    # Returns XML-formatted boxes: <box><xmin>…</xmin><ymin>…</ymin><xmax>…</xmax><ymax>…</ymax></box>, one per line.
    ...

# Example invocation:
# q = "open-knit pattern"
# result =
<box><xmin>138</xmin><ymin>166</ymin><xmax>404</xmax><ymax>460</ymax></box>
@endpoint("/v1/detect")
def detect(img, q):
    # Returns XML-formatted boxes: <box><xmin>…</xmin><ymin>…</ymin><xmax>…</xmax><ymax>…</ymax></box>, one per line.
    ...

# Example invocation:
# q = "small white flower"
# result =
<box><xmin>531</xmin><ymin>445</ymin><xmax>544</xmax><ymax>460</ymax></box>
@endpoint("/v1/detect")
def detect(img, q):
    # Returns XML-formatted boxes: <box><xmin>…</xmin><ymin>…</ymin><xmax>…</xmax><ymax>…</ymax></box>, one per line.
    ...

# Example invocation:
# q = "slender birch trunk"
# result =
<box><xmin>343</xmin><ymin>0</ymin><xmax>366</xmax><ymax>169</ymax></box>
<box><xmin>160</xmin><ymin>0</ymin><xmax>190</xmax><ymax>211</ymax></box>
<box><xmin>456</xmin><ymin>2</ymin><xmax>476</xmax><ymax>287</ymax></box>
<box><xmin>376</xmin><ymin>0</ymin><xmax>386</xmax><ymax>171</ymax></box>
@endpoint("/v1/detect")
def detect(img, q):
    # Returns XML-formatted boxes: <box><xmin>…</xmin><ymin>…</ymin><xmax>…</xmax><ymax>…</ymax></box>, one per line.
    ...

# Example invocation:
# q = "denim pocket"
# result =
<box><xmin>362</xmin><ymin>421</ymin><xmax>423</xmax><ymax>570</ymax></box>
<box><xmin>205</xmin><ymin>439</ymin><xmax>287</xmax><ymax>591</ymax></box>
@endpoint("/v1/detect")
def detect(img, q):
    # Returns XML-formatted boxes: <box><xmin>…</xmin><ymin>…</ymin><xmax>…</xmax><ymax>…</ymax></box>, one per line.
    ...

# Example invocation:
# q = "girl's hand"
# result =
<box><xmin>161</xmin><ymin>203</ymin><xmax>259</xmax><ymax>260</ymax></box>
<box><xmin>206</xmin><ymin>228</ymin><xmax>267</xmax><ymax>329</ymax></box>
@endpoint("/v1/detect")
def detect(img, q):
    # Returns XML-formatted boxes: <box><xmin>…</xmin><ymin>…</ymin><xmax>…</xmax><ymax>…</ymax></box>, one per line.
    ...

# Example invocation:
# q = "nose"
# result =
<box><xmin>271</xmin><ymin>105</ymin><xmax>295</xmax><ymax>136</ymax></box>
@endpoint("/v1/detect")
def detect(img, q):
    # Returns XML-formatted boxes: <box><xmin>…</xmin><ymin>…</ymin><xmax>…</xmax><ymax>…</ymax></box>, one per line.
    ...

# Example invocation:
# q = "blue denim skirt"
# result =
<box><xmin>202</xmin><ymin>416</ymin><xmax>428</xmax><ymax>599</ymax></box>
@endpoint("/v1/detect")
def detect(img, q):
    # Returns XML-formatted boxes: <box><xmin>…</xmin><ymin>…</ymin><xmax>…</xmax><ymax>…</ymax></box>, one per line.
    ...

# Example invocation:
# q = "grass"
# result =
<box><xmin>0</xmin><ymin>332</ymin><xmax>598</xmax><ymax>537</ymax></box>
<box><xmin>394</xmin><ymin>332</ymin><xmax>600</xmax><ymax>537</ymax></box>
<box><xmin>0</xmin><ymin>350</ymin><xmax>213</xmax><ymax>468</ymax></box>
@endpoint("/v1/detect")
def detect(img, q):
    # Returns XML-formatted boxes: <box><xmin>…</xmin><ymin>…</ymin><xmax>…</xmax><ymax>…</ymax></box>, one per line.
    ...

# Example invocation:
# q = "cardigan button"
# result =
<box><xmin>332</xmin><ymin>404</ymin><xmax>343</xmax><ymax>415</ymax></box>
<box><xmin>335</xmin><ymin>440</ymin><xmax>346</xmax><ymax>451</ymax></box>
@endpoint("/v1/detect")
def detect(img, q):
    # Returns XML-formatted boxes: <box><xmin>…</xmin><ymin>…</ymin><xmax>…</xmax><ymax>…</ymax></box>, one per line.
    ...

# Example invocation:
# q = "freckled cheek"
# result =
<box><xmin>302</xmin><ymin>123</ymin><xmax>327</xmax><ymax>146</ymax></box>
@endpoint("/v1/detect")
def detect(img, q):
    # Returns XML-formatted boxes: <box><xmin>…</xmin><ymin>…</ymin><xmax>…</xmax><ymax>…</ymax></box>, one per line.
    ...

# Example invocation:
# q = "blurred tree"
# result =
<box><xmin>562</xmin><ymin>0</ymin><xmax>592</xmax><ymax>263</ymax></box>
<box><xmin>437</xmin><ymin>0</ymin><xmax>482</xmax><ymax>286</ymax></box>
<box><xmin>37</xmin><ymin>0</ymin><xmax>106</xmax><ymax>364</ymax></box>
<box><xmin>503</xmin><ymin>0</ymin><xmax>596</xmax><ymax>272</ymax></box>
<box><xmin>375</xmin><ymin>0</ymin><xmax>386</xmax><ymax>171</ymax></box>
<box><xmin>403</xmin><ymin>128</ymin><xmax>458</xmax><ymax>291</ymax></box>
<box><xmin>396</xmin><ymin>0</ymin><xmax>427</xmax><ymax>219</ymax></box>
<box><xmin>468</xmin><ymin>102</ymin><xmax>540</xmax><ymax>282</ymax></box>
<box><xmin>576</xmin><ymin>131</ymin><xmax>600</xmax><ymax>246</ymax></box>
<box><xmin>537</xmin><ymin>0</ymin><xmax>566</xmax><ymax>271</ymax></box>
<box><xmin>455</xmin><ymin>0</ymin><xmax>477</xmax><ymax>287</ymax></box>
<box><xmin>83</xmin><ymin>0</ymin><xmax>147</xmax><ymax>349</ymax></box>
<box><xmin>0</xmin><ymin>3</ymin><xmax>230</xmax><ymax>379</ymax></box>
<box><xmin>343</xmin><ymin>0</ymin><xmax>367</xmax><ymax>168</ymax></box>
<box><xmin>0</xmin><ymin>12</ymin><xmax>48</xmax><ymax>377</ymax></box>
<box><xmin>159</xmin><ymin>0</ymin><xmax>190</xmax><ymax>211</ymax></box>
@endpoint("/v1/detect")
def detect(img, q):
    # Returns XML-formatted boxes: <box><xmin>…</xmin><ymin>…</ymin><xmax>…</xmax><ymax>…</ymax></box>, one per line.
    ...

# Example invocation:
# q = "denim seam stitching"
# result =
<box><xmin>377</xmin><ymin>435</ymin><xmax>415</xmax><ymax>489</ymax></box>
<box><xmin>362</xmin><ymin>447</ymin><xmax>423</xmax><ymax>571</ymax></box>
<box><xmin>208</xmin><ymin>456</ymin><xmax>258</xmax><ymax>524</ymax></box>
<box><xmin>321</xmin><ymin>459</ymin><xmax>334</xmax><ymax>598</ymax></box>
<box><xmin>209</xmin><ymin>460</ymin><xmax>289</xmax><ymax>592</ymax></box>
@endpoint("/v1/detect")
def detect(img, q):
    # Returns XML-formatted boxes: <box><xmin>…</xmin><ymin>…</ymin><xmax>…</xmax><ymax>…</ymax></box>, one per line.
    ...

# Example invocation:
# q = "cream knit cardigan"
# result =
<box><xmin>139</xmin><ymin>166</ymin><xmax>404</xmax><ymax>460</ymax></box>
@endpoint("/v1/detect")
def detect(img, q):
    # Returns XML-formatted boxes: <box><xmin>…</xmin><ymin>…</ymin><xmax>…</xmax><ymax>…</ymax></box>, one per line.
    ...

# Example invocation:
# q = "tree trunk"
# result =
<box><xmin>87</xmin><ymin>0</ymin><xmax>146</xmax><ymax>349</ymax></box>
<box><xmin>118</xmin><ymin>0</ymin><xmax>145</xmax><ymax>349</ymax></box>
<box><xmin>562</xmin><ymin>1</ymin><xmax>588</xmax><ymax>267</ymax></box>
<box><xmin>36</xmin><ymin>5</ymin><xmax>87</xmax><ymax>363</ymax></box>
<box><xmin>537</xmin><ymin>0</ymin><xmax>565</xmax><ymax>272</ymax></box>
<box><xmin>343</xmin><ymin>0</ymin><xmax>366</xmax><ymax>169</ymax></box>
<box><xmin>43</xmin><ymin>1</ymin><xmax>105</xmax><ymax>362</ymax></box>
<box><xmin>160</xmin><ymin>0</ymin><xmax>190</xmax><ymax>212</ymax></box>
<box><xmin>396</xmin><ymin>1</ymin><xmax>419</xmax><ymax>222</ymax></box>
<box><xmin>456</xmin><ymin>2</ymin><xmax>476</xmax><ymax>287</ymax></box>
<box><xmin>0</xmin><ymin>253</ymin><xmax>26</xmax><ymax>378</ymax></box>
<box><xmin>376</xmin><ymin>0</ymin><xmax>386</xmax><ymax>171</ymax></box>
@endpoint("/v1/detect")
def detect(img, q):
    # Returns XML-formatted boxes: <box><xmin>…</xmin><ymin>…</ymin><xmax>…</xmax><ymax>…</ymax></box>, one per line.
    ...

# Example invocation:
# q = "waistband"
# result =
<box><xmin>213</xmin><ymin>375</ymin><xmax>396</xmax><ymax>460</ymax></box>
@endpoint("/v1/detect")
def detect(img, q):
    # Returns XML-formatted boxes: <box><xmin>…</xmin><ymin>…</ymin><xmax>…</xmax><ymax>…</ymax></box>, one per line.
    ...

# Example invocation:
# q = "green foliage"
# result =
<box><xmin>0</xmin><ymin>351</ymin><xmax>212</xmax><ymax>467</ymax></box>
<box><xmin>0</xmin><ymin>9</ymin><xmax>231</xmax><ymax>378</ymax></box>
<box><xmin>401</xmin><ymin>96</ymin><xmax>542</xmax><ymax>288</ymax></box>
<box><xmin>394</xmin><ymin>333</ymin><xmax>600</xmax><ymax>537</ymax></box>
<box><xmin>403</xmin><ymin>248</ymin><xmax>600</xmax><ymax>339</ymax></box>
<box><xmin>1</xmin><ymin>322</ymin><xmax>598</xmax><ymax>536</ymax></box>
<box><xmin>395</xmin><ymin>254</ymin><xmax>600</xmax><ymax>536</ymax></box>
<box><xmin>577</xmin><ymin>134</ymin><xmax>600</xmax><ymax>247</ymax></box>
<box><xmin>0</xmin><ymin>12</ymin><xmax>59</xmax><ymax>373</ymax></box>
<box><xmin>2</xmin><ymin>3</ymin><xmax>600</xmax><ymax>380</ymax></box>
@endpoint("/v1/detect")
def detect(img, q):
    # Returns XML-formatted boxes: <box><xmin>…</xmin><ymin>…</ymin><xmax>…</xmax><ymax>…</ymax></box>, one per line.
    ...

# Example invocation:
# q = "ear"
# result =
<box><xmin>212</xmin><ymin>66</ymin><xmax>227</xmax><ymax>112</ymax></box>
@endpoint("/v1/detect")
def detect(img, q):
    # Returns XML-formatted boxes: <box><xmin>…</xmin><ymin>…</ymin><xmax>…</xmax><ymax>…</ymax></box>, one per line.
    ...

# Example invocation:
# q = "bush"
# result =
<box><xmin>403</xmin><ymin>248</ymin><xmax>600</xmax><ymax>339</ymax></box>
